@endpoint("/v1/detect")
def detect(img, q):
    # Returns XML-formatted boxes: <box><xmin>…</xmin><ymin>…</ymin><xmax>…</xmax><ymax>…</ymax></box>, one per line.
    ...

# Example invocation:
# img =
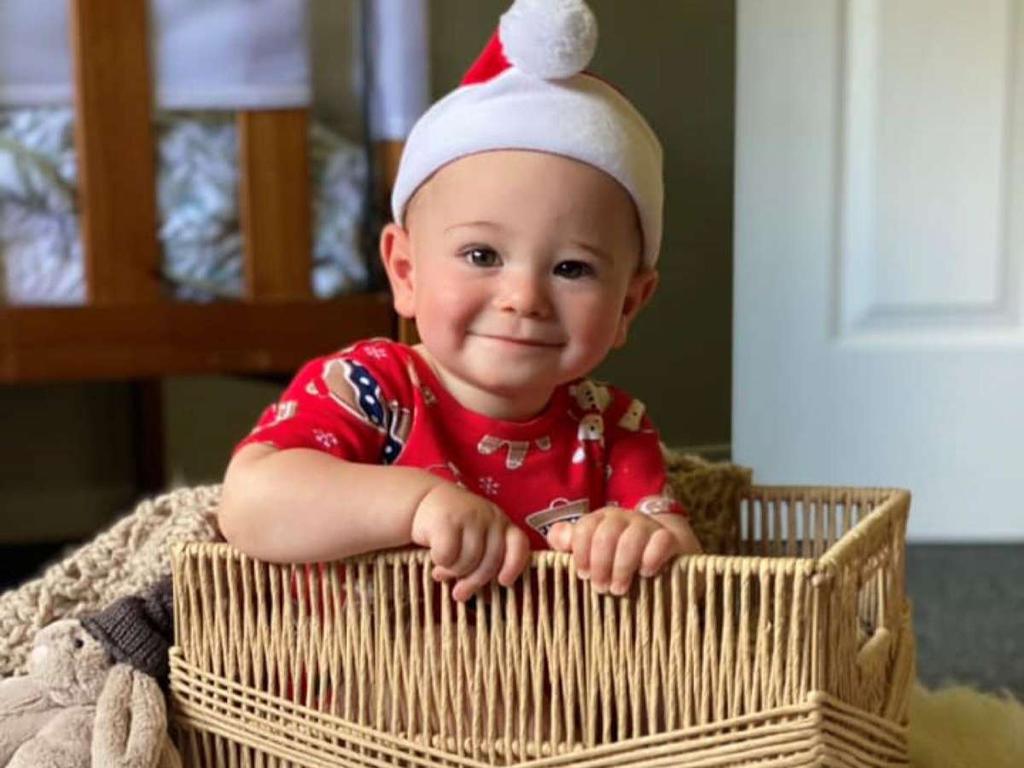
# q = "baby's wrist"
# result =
<box><xmin>408</xmin><ymin>473</ymin><xmax>451</xmax><ymax>534</ymax></box>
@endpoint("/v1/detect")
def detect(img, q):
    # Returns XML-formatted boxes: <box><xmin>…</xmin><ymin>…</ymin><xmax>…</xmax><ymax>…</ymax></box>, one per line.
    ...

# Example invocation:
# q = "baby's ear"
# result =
<box><xmin>379</xmin><ymin>222</ymin><xmax>416</xmax><ymax>319</ymax></box>
<box><xmin>614</xmin><ymin>268</ymin><xmax>659</xmax><ymax>348</ymax></box>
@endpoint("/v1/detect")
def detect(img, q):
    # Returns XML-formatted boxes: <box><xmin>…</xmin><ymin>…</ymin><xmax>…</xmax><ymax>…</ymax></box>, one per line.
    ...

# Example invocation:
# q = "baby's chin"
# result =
<box><xmin>474</xmin><ymin>365</ymin><xmax>596</xmax><ymax>405</ymax></box>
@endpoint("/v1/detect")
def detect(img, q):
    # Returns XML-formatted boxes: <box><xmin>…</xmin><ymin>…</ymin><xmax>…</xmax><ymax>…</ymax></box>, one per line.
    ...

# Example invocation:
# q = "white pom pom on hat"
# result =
<box><xmin>392</xmin><ymin>0</ymin><xmax>665</xmax><ymax>267</ymax></box>
<box><xmin>498</xmin><ymin>0</ymin><xmax>598</xmax><ymax>79</ymax></box>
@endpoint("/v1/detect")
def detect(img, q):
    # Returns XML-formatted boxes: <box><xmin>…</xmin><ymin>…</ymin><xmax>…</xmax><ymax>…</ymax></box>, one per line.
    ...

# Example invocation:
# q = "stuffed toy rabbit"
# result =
<box><xmin>0</xmin><ymin>577</ymin><xmax>179</xmax><ymax>768</ymax></box>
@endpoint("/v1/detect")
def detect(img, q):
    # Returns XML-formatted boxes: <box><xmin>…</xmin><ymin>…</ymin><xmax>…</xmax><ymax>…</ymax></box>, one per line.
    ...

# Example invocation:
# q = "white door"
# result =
<box><xmin>734</xmin><ymin>0</ymin><xmax>1024</xmax><ymax>541</ymax></box>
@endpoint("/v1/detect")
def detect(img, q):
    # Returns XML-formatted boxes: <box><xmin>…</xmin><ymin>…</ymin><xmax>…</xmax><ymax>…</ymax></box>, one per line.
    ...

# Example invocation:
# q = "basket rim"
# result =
<box><xmin>173</xmin><ymin>485</ymin><xmax>910</xmax><ymax>577</ymax></box>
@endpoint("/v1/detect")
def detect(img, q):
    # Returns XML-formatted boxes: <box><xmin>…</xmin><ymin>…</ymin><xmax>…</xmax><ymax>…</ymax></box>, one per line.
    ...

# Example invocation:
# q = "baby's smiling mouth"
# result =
<box><xmin>471</xmin><ymin>332</ymin><xmax>565</xmax><ymax>349</ymax></box>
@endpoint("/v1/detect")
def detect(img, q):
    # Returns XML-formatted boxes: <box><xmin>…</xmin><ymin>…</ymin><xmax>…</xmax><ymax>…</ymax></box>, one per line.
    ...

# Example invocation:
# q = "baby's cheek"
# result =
<box><xmin>438</xmin><ymin>295</ymin><xmax>478</xmax><ymax>332</ymax></box>
<box><xmin>585</xmin><ymin>291</ymin><xmax>623</xmax><ymax>330</ymax></box>
<box><xmin>572</xmin><ymin>310</ymin><xmax>620</xmax><ymax>357</ymax></box>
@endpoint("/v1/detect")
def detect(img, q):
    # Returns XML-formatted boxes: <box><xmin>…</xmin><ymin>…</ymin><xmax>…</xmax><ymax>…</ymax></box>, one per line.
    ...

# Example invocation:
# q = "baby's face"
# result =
<box><xmin>385</xmin><ymin>150</ymin><xmax>657</xmax><ymax>418</ymax></box>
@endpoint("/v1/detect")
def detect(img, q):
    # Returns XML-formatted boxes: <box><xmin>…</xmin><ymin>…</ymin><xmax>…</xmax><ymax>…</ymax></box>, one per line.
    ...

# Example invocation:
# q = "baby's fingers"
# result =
<box><xmin>546</xmin><ymin>522</ymin><xmax>573</xmax><ymax>551</ymax></box>
<box><xmin>588</xmin><ymin>515</ymin><xmax>629</xmax><ymax>592</ymax></box>
<box><xmin>429</xmin><ymin>524</ymin><xmax>463</xmax><ymax>571</ymax></box>
<box><xmin>498</xmin><ymin>525</ymin><xmax>531</xmax><ymax>587</ymax></box>
<box><xmin>609</xmin><ymin>521</ymin><xmax>650</xmax><ymax>595</ymax></box>
<box><xmin>446</xmin><ymin>526</ymin><xmax>485</xmax><ymax>577</ymax></box>
<box><xmin>569</xmin><ymin>513</ymin><xmax>601</xmax><ymax>578</ymax></box>
<box><xmin>452</xmin><ymin>524</ymin><xmax>505</xmax><ymax>601</ymax></box>
<box><xmin>639</xmin><ymin>527</ymin><xmax>680</xmax><ymax>578</ymax></box>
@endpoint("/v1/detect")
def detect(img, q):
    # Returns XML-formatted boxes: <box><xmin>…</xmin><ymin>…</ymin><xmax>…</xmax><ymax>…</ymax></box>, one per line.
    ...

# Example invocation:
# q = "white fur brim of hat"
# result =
<box><xmin>390</xmin><ymin>2</ymin><xmax>664</xmax><ymax>268</ymax></box>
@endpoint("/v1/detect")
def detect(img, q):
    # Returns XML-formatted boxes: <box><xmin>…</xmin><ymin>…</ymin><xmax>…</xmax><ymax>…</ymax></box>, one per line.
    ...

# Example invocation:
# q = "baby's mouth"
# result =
<box><xmin>471</xmin><ymin>332</ymin><xmax>564</xmax><ymax>349</ymax></box>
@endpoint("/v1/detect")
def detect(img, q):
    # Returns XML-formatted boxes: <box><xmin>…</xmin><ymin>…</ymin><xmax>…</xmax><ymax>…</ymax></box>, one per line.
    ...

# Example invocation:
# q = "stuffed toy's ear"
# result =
<box><xmin>92</xmin><ymin>663</ymin><xmax>173</xmax><ymax>768</ymax></box>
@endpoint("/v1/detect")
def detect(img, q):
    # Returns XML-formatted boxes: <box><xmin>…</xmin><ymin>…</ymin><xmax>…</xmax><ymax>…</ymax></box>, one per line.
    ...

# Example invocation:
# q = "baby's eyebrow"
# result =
<box><xmin>444</xmin><ymin>220</ymin><xmax>505</xmax><ymax>234</ymax></box>
<box><xmin>571</xmin><ymin>241</ymin><xmax>611</xmax><ymax>262</ymax></box>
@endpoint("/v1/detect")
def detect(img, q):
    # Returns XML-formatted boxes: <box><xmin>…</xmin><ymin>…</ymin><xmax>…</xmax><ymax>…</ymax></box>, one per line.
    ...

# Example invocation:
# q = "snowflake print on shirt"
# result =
<box><xmin>313</xmin><ymin>429</ymin><xmax>339</xmax><ymax>450</ymax></box>
<box><xmin>479</xmin><ymin>476</ymin><xmax>501</xmax><ymax>496</ymax></box>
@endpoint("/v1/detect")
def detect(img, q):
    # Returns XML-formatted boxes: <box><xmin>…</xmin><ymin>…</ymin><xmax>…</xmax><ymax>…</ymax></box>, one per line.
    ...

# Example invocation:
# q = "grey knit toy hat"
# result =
<box><xmin>80</xmin><ymin>575</ymin><xmax>174</xmax><ymax>688</ymax></box>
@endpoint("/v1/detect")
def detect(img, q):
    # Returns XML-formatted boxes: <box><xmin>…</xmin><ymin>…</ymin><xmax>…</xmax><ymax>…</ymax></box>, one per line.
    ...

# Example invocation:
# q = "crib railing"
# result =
<box><xmin>0</xmin><ymin>0</ymin><xmax>396</xmax><ymax>383</ymax></box>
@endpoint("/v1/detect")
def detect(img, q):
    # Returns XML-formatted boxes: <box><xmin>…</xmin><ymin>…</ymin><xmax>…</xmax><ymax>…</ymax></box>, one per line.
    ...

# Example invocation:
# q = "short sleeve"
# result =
<box><xmin>604</xmin><ymin>394</ymin><xmax>687</xmax><ymax>517</ymax></box>
<box><xmin>235</xmin><ymin>339</ymin><xmax>415</xmax><ymax>465</ymax></box>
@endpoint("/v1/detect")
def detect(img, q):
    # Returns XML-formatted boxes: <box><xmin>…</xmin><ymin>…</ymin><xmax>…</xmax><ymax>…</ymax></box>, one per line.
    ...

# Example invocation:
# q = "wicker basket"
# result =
<box><xmin>169</xmin><ymin>485</ymin><xmax>913</xmax><ymax>767</ymax></box>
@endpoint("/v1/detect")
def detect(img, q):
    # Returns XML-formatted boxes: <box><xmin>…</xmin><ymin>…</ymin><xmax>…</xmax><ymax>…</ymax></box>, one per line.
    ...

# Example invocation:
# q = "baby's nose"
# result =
<box><xmin>497</xmin><ymin>271</ymin><xmax>552</xmax><ymax>317</ymax></box>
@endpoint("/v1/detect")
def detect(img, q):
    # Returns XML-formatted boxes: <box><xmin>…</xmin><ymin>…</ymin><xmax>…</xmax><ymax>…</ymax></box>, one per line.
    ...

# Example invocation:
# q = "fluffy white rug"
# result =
<box><xmin>911</xmin><ymin>684</ymin><xmax>1024</xmax><ymax>767</ymax></box>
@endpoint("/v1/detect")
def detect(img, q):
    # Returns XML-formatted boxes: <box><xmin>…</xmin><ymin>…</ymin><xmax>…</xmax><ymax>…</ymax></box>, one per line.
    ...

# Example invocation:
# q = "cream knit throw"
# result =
<box><xmin>0</xmin><ymin>451</ymin><xmax>748</xmax><ymax>678</ymax></box>
<box><xmin>0</xmin><ymin>485</ymin><xmax>221</xmax><ymax>677</ymax></box>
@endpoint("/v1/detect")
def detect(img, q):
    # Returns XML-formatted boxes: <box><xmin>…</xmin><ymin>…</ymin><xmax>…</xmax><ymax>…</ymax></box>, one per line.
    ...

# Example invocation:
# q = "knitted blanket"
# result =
<box><xmin>0</xmin><ymin>485</ymin><xmax>220</xmax><ymax>676</ymax></box>
<box><xmin>0</xmin><ymin>451</ymin><xmax>749</xmax><ymax>677</ymax></box>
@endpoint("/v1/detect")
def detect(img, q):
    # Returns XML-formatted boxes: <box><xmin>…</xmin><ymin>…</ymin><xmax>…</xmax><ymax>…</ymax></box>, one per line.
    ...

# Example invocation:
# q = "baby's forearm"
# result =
<box><xmin>219</xmin><ymin>446</ymin><xmax>443</xmax><ymax>563</ymax></box>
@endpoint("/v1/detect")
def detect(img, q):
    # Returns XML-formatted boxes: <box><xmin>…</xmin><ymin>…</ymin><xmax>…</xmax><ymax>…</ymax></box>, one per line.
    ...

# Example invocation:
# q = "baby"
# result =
<box><xmin>219</xmin><ymin>0</ymin><xmax>701</xmax><ymax>603</ymax></box>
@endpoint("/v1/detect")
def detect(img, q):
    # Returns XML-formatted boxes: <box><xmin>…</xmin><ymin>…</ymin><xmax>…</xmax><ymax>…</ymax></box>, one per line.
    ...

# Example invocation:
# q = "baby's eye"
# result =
<box><xmin>462</xmin><ymin>247</ymin><xmax>501</xmax><ymax>267</ymax></box>
<box><xmin>553</xmin><ymin>260</ymin><xmax>595</xmax><ymax>280</ymax></box>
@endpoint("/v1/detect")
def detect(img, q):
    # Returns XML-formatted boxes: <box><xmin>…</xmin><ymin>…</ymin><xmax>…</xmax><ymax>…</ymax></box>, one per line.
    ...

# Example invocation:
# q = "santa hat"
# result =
<box><xmin>391</xmin><ymin>0</ymin><xmax>664</xmax><ymax>267</ymax></box>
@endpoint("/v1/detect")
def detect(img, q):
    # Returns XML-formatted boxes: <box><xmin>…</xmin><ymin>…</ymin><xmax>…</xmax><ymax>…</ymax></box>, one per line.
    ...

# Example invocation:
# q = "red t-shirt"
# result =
<box><xmin>237</xmin><ymin>338</ymin><xmax>684</xmax><ymax>548</ymax></box>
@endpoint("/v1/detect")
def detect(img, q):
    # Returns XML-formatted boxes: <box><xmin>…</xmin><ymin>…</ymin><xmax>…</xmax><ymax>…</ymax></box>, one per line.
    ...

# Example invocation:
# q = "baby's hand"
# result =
<box><xmin>546</xmin><ymin>507</ymin><xmax>701</xmax><ymax>596</ymax></box>
<box><xmin>411</xmin><ymin>482</ymin><xmax>531</xmax><ymax>601</ymax></box>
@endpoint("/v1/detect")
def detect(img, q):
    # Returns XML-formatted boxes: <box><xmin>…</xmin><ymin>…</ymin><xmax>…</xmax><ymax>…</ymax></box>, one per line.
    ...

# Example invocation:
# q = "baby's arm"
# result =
<box><xmin>219</xmin><ymin>443</ymin><xmax>442</xmax><ymax>563</ymax></box>
<box><xmin>219</xmin><ymin>344</ymin><xmax>530</xmax><ymax>596</ymax></box>
<box><xmin>220</xmin><ymin>444</ymin><xmax>531</xmax><ymax>599</ymax></box>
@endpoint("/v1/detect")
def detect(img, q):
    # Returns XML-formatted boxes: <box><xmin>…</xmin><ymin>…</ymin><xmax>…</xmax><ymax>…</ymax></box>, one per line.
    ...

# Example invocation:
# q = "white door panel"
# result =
<box><xmin>735</xmin><ymin>0</ymin><xmax>1024</xmax><ymax>540</ymax></box>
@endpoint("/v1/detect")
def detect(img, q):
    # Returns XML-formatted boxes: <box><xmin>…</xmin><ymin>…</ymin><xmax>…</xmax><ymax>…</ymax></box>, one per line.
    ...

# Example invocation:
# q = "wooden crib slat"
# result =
<box><xmin>239</xmin><ymin>110</ymin><xmax>314</xmax><ymax>301</ymax></box>
<box><xmin>375</xmin><ymin>139</ymin><xmax>405</xmax><ymax>205</ymax></box>
<box><xmin>69</xmin><ymin>0</ymin><xmax>160</xmax><ymax>305</ymax></box>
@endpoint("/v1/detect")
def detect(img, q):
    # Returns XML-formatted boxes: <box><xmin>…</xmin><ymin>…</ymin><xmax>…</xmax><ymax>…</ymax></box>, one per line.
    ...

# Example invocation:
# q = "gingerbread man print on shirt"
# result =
<box><xmin>319</xmin><ymin>356</ymin><xmax>412</xmax><ymax>464</ymax></box>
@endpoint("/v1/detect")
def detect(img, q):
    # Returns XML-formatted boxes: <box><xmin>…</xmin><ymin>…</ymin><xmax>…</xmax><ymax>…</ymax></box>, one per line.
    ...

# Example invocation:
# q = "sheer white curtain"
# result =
<box><xmin>365</xmin><ymin>0</ymin><xmax>430</xmax><ymax>141</ymax></box>
<box><xmin>0</xmin><ymin>0</ymin><xmax>311</xmax><ymax>108</ymax></box>
<box><xmin>0</xmin><ymin>0</ymin><xmax>432</xmax><ymax>134</ymax></box>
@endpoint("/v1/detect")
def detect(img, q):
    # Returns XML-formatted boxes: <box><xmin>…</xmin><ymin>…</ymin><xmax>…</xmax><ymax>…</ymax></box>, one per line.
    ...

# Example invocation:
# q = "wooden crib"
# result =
<box><xmin>0</xmin><ymin>0</ymin><xmax>403</xmax><ymax>384</ymax></box>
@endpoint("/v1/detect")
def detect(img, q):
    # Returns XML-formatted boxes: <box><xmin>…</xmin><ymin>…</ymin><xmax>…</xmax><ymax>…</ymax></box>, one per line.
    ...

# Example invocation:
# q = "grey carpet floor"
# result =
<box><xmin>907</xmin><ymin>544</ymin><xmax>1023</xmax><ymax>698</ymax></box>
